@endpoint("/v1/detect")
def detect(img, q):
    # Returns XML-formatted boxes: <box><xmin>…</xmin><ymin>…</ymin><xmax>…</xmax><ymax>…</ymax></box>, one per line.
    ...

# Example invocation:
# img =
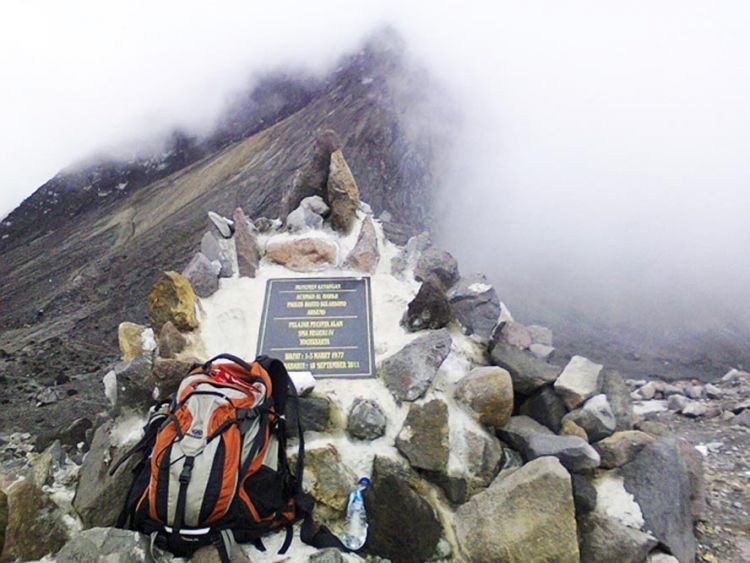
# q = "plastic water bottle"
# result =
<box><xmin>342</xmin><ymin>476</ymin><xmax>371</xmax><ymax>550</ymax></box>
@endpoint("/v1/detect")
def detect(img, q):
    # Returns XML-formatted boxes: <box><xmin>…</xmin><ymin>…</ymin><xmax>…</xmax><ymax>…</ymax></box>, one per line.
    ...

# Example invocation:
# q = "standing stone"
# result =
<box><xmin>148</xmin><ymin>271</ymin><xmax>198</xmax><ymax>333</ymax></box>
<box><xmin>396</xmin><ymin>399</ymin><xmax>449</xmax><ymax>472</ymax></box>
<box><xmin>562</xmin><ymin>394</ymin><xmax>617</xmax><ymax>442</ymax></box>
<box><xmin>621</xmin><ymin>438</ymin><xmax>697</xmax><ymax>563</ymax></box>
<box><xmin>233</xmin><ymin>207</ymin><xmax>261</xmax><ymax>278</ymax></box>
<box><xmin>55</xmin><ymin>527</ymin><xmax>152</xmax><ymax>562</ymax></box>
<box><xmin>520</xmin><ymin>385</ymin><xmax>568</xmax><ymax>432</ymax></box>
<box><xmin>455</xmin><ymin>457</ymin><xmax>579</xmax><ymax>563</ymax></box>
<box><xmin>414</xmin><ymin>247</ymin><xmax>460</xmax><ymax>289</ymax></box>
<box><xmin>201</xmin><ymin>230</ymin><xmax>235</xmax><ymax>278</ymax></box>
<box><xmin>447</xmin><ymin>274</ymin><xmax>501</xmax><ymax>342</ymax></box>
<box><xmin>303</xmin><ymin>445</ymin><xmax>357</xmax><ymax>512</ymax></box>
<box><xmin>265</xmin><ymin>238</ymin><xmax>338</xmax><ymax>271</ymax></box>
<box><xmin>600</xmin><ymin>368</ymin><xmax>634</xmax><ymax>431</ymax></box>
<box><xmin>158</xmin><ymin>320</ymin><xmax>187</xmax><ymax>359</ymax></box>
<box><xmin>117</xmin><ymin>322</ymin><xmax>148</xmax><ymax>361</ymax></box>
<box><xmin>489</xmin><ymin>340</ymin><xmax>561</xmax><ymax>394</ymax></box>
<box><xmin>593</xmin><ymin>431</ymin><xmax>656</xmax><ymax>469</ymax></box>
<box><xmin>366</xmin><ymin>456</ymin><xmax>442</xmax><ymax>562</ymax></box>
<box><xmin>2</xmin><ymin>480</ymin><xmax>68</xmax><ymax>561</ymax></box>
<box><xmin>379</xmin><ymin>329</ymin><xmax>452</xmax><ymax>401</ymax></box>
<box><xmin>402</xmin><ymin>277</ymin><xmax>453</xmax><ymax>332</ymax></box>
<box><xmin>326</xmin><ymin>149</ymin><xmax>360</xmax><ymax>234</ymax></box>
<box><xmin>454</xmin><ymin>366</ymin><xmax>514</xmax><ymax>428</ymax></box>
<box><xmin>182</xmin><ymin>252</ymin><xmax>220</xmax><ymax>298</ymax></box>
<box><xmin>554</xmin><ymin>355</ymin><xmax>604</xmax><ymax>409</ymax></box>
<box><xmin>344</xmin><ymin>216</ymin><xmax>380</xmax><ymax>273</ymax></box>
<box><xmin>347</xmin><ymin>399</ymin><xmax>387</xmax><ymax>440</ymax></box>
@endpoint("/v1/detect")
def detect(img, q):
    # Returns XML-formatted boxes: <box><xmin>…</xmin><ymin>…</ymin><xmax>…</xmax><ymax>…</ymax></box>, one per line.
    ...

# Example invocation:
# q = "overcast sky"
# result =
<box><xmin>2</xmin><ymin>1</ymin><xmax>749</xmax><ymax>346</ymax></box>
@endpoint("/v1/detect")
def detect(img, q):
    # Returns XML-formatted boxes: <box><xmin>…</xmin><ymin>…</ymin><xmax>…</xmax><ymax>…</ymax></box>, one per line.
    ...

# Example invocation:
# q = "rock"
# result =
<box><xmin>489</xmin><ymin>340</ymin><xmax>561</xmax><ymax>394</ymax></box>
<box><xmin>414</xmin><ymin>246</ymin><xmax>459</xmax><ymax>289</ymax></box>
<box><xmin>668</xmin><ymin>394</ymin><xmax>689</xmax><ymax>411</ymax></box>
<box><xmin>527</xmin><ymin>324</ymin><xmax>554</xmax><ymax>346</ymax></box>
<box><xmin>287</xmin><ymin>395</ymin><xmax>331</xmax><ymax>438</ymax></box>
<box><xmin>454</xmin><ymin>366</ymin><xmax>514</xmax><ymax>428</ymax></box>
<box><xmin>634</xmin><ymin>381</ymin><xmax>657</xmax><ymax>400</ymax></box>
<box><xmin>30</xmin><ymin>440</ymin><xmax>63</xmax><ymax>487</ymax></box>
<box><xmin>447</xmin><ymin>274</ymin><xmax>501</xmax><ymax>342</ymax></box>
<box><xmin>182</xmin><ymin>252</ymin><xmax>220</xmax><ymax>298</ymax></box>
<box><xmin>496</xmin><ymin>321</ymin><xmax>533</xmax><ymax>349</ymax></box>
<box><xmin>233</xmin><ymin>207</ymin><xmax>261</xmax><ymax>278</ymax></box>
<box><xmin>301</xmin><ymin>195</ymin><xmax>329</xmax><ymax>216</ymax></box>
<box><xmin>681</xmin><ymin>401</ymin><xmax>707</xmax><ymax>418</ymax></box>
<box><xmin>201</xmin><ymin>230</ymin><xmax>235</xmax><ymax>278</ymax></box>
<box><xmin>2</xmin><ymin>480</ymin><xmax>68</xmax><ymax>560</ymax></box>
<box><xmin>674</xmin><ymin>438</ymin><xmax>707</xmax><ymax>522</ymax></box>
<box><xmin>157</xmin><ymin>320</ymin><xmax>187</xmax><ymax>359</ymax></box>
<box><xmin>600</xmin><ymin>368</ymin><xmax>634</xmax><ymax>431</ymax></box>
<box><xmin>55</xmin><ymin>527</ymin><xmax>152</xmax><ymax>562</ymax></box>
<box><xmin>326</xmin><ymin>149</ymin><xmax>360</xmax><ymax>234</ymax></box>
<box><xmin>148</xmin><ymin>271</ymin><xmax>198</xmax><ymax>333</ymax></box>
<box><xmin>529</xmin><ymin>343</ymin><xmax>555</xmax><ymax>360</ymax></box>
<box><xmin>621</xmin><ymin>438</ymin><xmax>698</xmax><ymax>563</ymax></box>
<box><xmin>560</xmin><ymin>418</ymin><xmax>589</xmax><ymax>441</ymax></box>
<box><xmin>686</xmin><ymin>385</ymin><xmax>704</xmax><ymax>400</ymax></box>
<box><xmin>391</xmin><ymin>231</ymin><xmax>431</xmax><ymax>277</ymax></box>
<box><xmin>525</xmin><ymin>433</ymin><xmax>601</xmax><ymax>472</ymax></box>
<box><xmin>366</xmin><ymin>456</ymin><xmax>442</xmax><ymax>562</ymax></box>
<box><xmin>378</xmin><ymin>328</ymin><xmax>452</xmax><ymax>401</ymax></box>
<box><xmin>571</xmin><ymin>473</ymin><xmax>597</xmax><ymax>514</ymax></box>
<box><xmin>402</xmin><ymin>277</ymin><xmax>453</xmax><ymax>332</ymax></box>
<box><xmin>495</xmin><ymin>415</ymin><xmax>554</xmax><ymax>453</ymax></box>
<box><xmin>117</xmin><ymin>322</ymin><xmax>149</xmax><ymax>361</ymax></box>
<box><xmin>150</xmin><ymin>358</ymin><xmax>194</xmax><ymax>400</ymax></box>
<box><xmin>308</xmin><ymin>548</ymin><xmax>344</xmax><ymax>563</ymax></box>
<box><xmin>57</xmin><ymin>417</ymin><xmax>93</xmax><ymax>447</ymax></box>
<box><xmin>455</xmin><ymin>456</ymin><xmax>579</xmax><ymax>563</ymax></box>
<box><xmin>562</xmin><ymin>394</ymin><xmax>616</xmax><ymax>442</ymax></box>
<box><xmin>648</xmin><ymin>552</ymin><xmax>680</xmax><ymax>563</ymax></box>
<box><xmin>303</xmin><ymin>445</ymin><xmax>356</xmax><ymax>512</ymax></box>
<box><xmin>0</xmin><ymin>490</ymin><xmax>6</xmax><ymax>555</ymax></box>
<box><xmin>520</xmin><ymin>385</ymin><xmax>567</xmax><ymax>432</ymax></box>
<box><xmin>593</xmin><ymin>431</ymin><xmax>656</xmax><ymax>468</ymax></box>
<box><xmin>346</xmin><ymin>398</ymin><xmax>387</xmax><ymax>440</ymax></box>
<box><xmin>735</xmin><ymin>409</ymin><xmax>750</xmax><ymax>427</ymax></box>
<box><xmin>208</xmin><ymin>211</ymin><xmax>234</xmax><ymax>238</ymax></box>
<box><xmin>344</xmin><ymin>216</ymin><xmax>380</xmax><ymax>273</ymax></box>
<box><xmin>704</xmin><ymin>383</ymin><xmax>722</xmax><ymax>399</ymax></box>
<box><xmin>108</xmin><ymin>356</ymin><xmax>154</xmax><ymax>411</ymax></box>
<box><xmin>396</xmin><ymin>399</ymin><xmax>449</xmax><ymax>472</ymax></box>
<box><xmin>253</xmin><ymin>217</ymin><xmax>277</xmax><ymax>233</ymax></box>
<box><xmin>286</xmin><ymin>204</ymin><xmax>324</xmax><ymax>233</ymax></box>
<box><xmin>35</xmin><ymin>385</ymin><xmax>64</xmax><ymax>406</ymax></box>
<box><xmin>554</xmin><ymin>355</ymin><xmax>603</xmax><ymax>409</ymax></box>
<box><xmin>265</xmin><ymin>238</ymin><xmax>338</xmax><ymax>271</ymax></box>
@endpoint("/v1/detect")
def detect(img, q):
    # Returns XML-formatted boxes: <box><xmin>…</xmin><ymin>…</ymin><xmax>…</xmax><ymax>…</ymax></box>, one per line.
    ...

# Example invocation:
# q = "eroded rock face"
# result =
<box><xmin>265</xmin><ymin>238</ymin><xmax>338</xmax><ymax>271</ymax></box>
<box><xmin>455</xmin><ymin>456</ymin><xmax>579</xmax><ymax>563</ymax></box>
<box><xmin>396</xmin><ymin>399</ymin><xmax>449</xmax><ymax>472</ymax></box>
<box><xmin>454</xmin><ymin>366</ymin><xmax>514</xmax><ymax>428</ymax></box>
<box><xmin>344</xmin><ymin>216</ymin><xmax>379</xmax><ymax>273</ymax></box>
<box><xmin>148</xmin><ymin>271</ymin><xmax>199</xmax><ymax>333</ymax></box>
<box><xmin>326</xmin><ymin>149</ymin><xmax>360</xmax><ymax>234</ymax></box>
<box><xmin>233</xmin><ymin>207</ymin><xmax>261</xmax><ymax>278</ymax></box>
<box><xmin>554</xmin><ymin>355</ymin><xmax>604</xmax><ymax>410</ymax></box>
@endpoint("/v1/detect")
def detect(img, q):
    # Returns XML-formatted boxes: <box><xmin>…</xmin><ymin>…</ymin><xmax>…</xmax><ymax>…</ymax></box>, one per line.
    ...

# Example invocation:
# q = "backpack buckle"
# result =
<box><xmin>179</xmin><ymin>457</ymin><xmax>194</xmax><ymax>484</ymax></box>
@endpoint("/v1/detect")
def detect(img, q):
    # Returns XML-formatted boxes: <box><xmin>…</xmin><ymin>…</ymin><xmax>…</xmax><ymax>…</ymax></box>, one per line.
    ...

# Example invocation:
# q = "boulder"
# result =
<box><xmin>571</xmin><ymin>473</ymin><xmax>597</xmax><ymax>514</ymax></box>
<box><xmin>489</xmin><ymin>340</ymin><xmax>561</xmax><ymax>394</ymax></box>
<box><xmin>396</xmin><ymin>399</ymin><xmax>449</xmax><ymax>472</ymax></box>
<box><xmin>495</xmin><ymin>415</ymin><xmax>554</xmax><ymax>453</ymax></box>
<box><xmin>233</xmin><ymin>207</ymin><xmax>261</xmax><ymax>278</ymax></box>
<box><xmin>562</xmin><ymin>394</ymin><xmax>616</xmax><ymax>442</ymax></box>
<box><xmin>414</xmin><ymin>246</ymin><xmax>459</xmax><ymax>289</ymax></box>
<box><xmin>495</xmin><ymin>321</ymin><xmax>533</xmax><ymax>349</ymax></box>
<box><xmin>117</xmin><ymin>321</ymin><xmax>150</xmax><ymax>361</ymax></box>
<box><xmin>454</xmin><ymin>366</ymin><xmax>514</xmax><ymax>428</ymax></box>
<box><xmin>300</xmin><ymin>195</ymin><xmax>330</xmax><ymax>216</ymax></box>
<box><xmin>286</xmin><ymin>395</ymin><xmax>331</xmax><ymax>438</ymax></box>
<box><xmin>447</xmin><ymin>274</ymin><xmax>501</xmax><ymax>342</ymax></box>
<box><xmin>201</xmin><ymin>230</ymin><xmax>235</xmax><ymax>278</ymax></box>
<box><xmin>182</xmin><ymin>252</ymin><xmax>221</xmax><ymax>298</ymax></box>
<box><xmin>621</xmin><ymin>438</ymin><xmax>698</xmax><ymax>562</ymax></box>
<box><xmin>157</xmin><ymin>320</ymin><xmax>187</xmax><ymax>359</ymax></box>
<box><xmin>207</xmin><ymin>210</ymin><xmax>234</xmax><ymax>238</ymax></box>
<box><xmin>401</xmin><ymin>277</ymin><xmax>453</xmax><ymax>332</ymax></box>
<box><xmin>519</xmin><ymin>385</ymin><xmax>567</xmax><ymax>432</ymax></box>
<box><xmin>527</xmin><ymin>324</ymin><xmax>554</xmax><ymax>346</ymax></box>
<box><xmin>378</xmin><ymin>328</ymin><xmax>452</xmax><ymax>401</ymax></box>
<box><xmin>593</xmin><ymin>431</ymin><xmax>656</xmax><ymax>468</ymax></box>
<box><xmin>108</xmin><ymin>356</ymin><xmax>153</xmax><ymax>411</ymax></box>
<box><xmin>326</xmin><ymin>149</ymin><xmax>360</xmax><ymax>234</ymax></box>
<box><xmin>150</xmin><ymin>358</ymin><xmax>194</xmax><ymax>400</ymax></box>
<box><xmin>303</xmin><ymin>445</ymin><xmax>357</xmax><ymax>512</ymax></box>
<box><xmin>600</xmin><ymin>368</ymin><xmax>634</xmax><ymax>431</ymax></box>
<box><xmin>391</xmin><ymin>232</ymin><xmax>431</xmax><ymax>277</ymax></box>
<box><xmin>455</xmin><ymin>456</ymin><xmax>579</xmax><ymax>563</ymax></box>
<box><xmin>366</xmin><ymin>456</ymin><xmax>442</xmax><ymax>562</ymax></box>
<box><xmin>148</xmin><ymin>271</ymin><xmax>198</xmax><ymax>333</ymax></box>
<box><xmin>344</xmin><ymin>216</ymin><xmax>380</xmax><ymax>273</ymax></box>
<box><xmin>55</xmin><ymin>527</ymin><xmax>152</xmax><ymax>562</ymax></box>
<box><xmin>346</xmin><ymin>398</ymin><xmax>387</xmax><ymax>440</ymax></box>
<box><xmin>675</xmin><ymin>438</ymin><xmax>707</xmax><ymax>522</ymax></box>
<box><xmin>2</xmin><ymin>480</ymin><xmax>68</xmax><ymax>561</ymax></box>
<box><xmin>286</xmin><ymin>204</ymin><xmax>324</xmax><ymax>233</ymax></box>
<box><xmin>529</xmin><ymin>343</ymin><xmax>556</xmax><ymax>360</ymax></box>
<box><xmin>560</xmin><ymin>418</ymin><xmax>589</xmax><ymax>441</ymax></box>
<box><xmin>681</xmin><ymin>400</ymin><xmax>707</xmax><ymax>418</ymax></box>
<box><xmin>554</xmin><ymin>355</ymin><xmax>603</xmax><ymax>409</ymax></box>
<box><xmin>525</xmin><ymin>433</ymin><xmax>601</xmax><ymax>472</ymax></box>
<box><xmin>668</xmin><ymin>394</ymin><xmax>689</xmax><ymax>411</ymax></box>
<box><xmin>265</xmin><ymin>238</ymin><xmax>338</xmax><ymax>271</ymax></box>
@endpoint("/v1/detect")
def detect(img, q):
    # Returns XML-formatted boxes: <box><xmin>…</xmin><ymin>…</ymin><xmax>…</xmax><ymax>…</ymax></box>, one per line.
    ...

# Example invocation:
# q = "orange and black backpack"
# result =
<box><xmin>111</xmin><ymin>354</ymin><xmax>347</xmax><ymax>561</ymax></box>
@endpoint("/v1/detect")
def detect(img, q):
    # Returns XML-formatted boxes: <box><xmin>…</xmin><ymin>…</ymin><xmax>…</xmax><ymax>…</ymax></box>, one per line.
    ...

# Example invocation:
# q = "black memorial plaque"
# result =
<box><xmin>256</xmin><ymin>277</ymin><xmax>375</xmax><ymax>378</ymax></box>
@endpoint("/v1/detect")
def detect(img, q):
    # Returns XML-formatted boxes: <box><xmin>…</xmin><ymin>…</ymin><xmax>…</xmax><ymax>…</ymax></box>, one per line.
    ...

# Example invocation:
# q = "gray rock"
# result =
<box><xmin>489</xmin><ymin>340</ymin><xmax>561</xmax><ymax>394</ymax></box>
<box><xmin>344</xmin><ymin>216</ymin><xmax>380</xmax><ymax>274</ymax></box>
<box><xmin>396</xmin><ymin>399</ymin><xmax>449</xmax><ymax>472</ymax></box>
<box><xmin>182</xmin><ymin>252</ymin><xmax>220</xmax><ymax>298</ymax></box>
<box><xmin>150</xmin><ymin>358</ymin><xmax>195</xmax><ymax>401</ymax></box>
<box><xmin>455</xmin><ymin>457</ymin><xmax>579</xmax><ymax>562</ymax></box>
<box><xmin>495</xmin><ymin>415</ymin><xmax>554</xmax><ymax>453</ymax></box>
<box><xmin>233</xmin><ymin>207</ymin><xmax>260</xmax><ymax>278</ymax></box>
<box><xmin>366</xmin><ymin>456</ymin><xmax>442</xmax><ymax>562</ymax></box>
<box><xmin>593</xmin><ymin>431</ymin><xmax>656</xmax><ymax>468</ymax></box>
<box><xmin>621</xmin><ymin>438</ymin><xmax>698</xmax><ymax>563</ymax></box>
<box><xmin>379</xmin><ymin>329</ymin><xmax>452</xmax><ymax>401</ymax></box>
<box><xmin>704</xmin><ymin>383</ymin><xmax>722</xmax><ymax>399</ymax></box>
<box><xmin>454</xmin><ymin>366</ymin><xmax>514</xmax><ymax>428</ymax></box>
<box><xmin>414</xmin><ymin>246</ymin><xmax>459</xmax><ymax>289</ymax></box>
<box><xmin>578</xmin><ymin>508</ymin><xmax>658</xmax><ymax>563</ymax></box>
<box><xmin>571</xmin><ymin>473</ymin><xmax>597</xmax><ymax>514</ymax></box>
<box><xmin>201</xmin><ymin>230</ymin><xmax>235</xmax><ymax>278</ymax></box>
<box><xmin>0</xmin><ymin>489</ymin><xmax>6</xmax><ymax>556</ymax></box>
<box><xmin>55</xmin><ymin>527</ymin><xmax>151</xmax><ymax>562</ymax></box>
<box><xmin>347</xmin><ymin>398</ymin><xmax>387</xmax><ymax>440</ymax></box>
<box><xmin>525</xmin><ymin>433</ymin><xmax>601</xmax><ymax>472</ymax></box>
<box><xmin>447</xmin><ymin>274</ymin><xmax>501</xmax><ymax>342</ymax></box>
<box><xmin>635</xmin><ymin>381</ymin><xmax>657</xmax><ymax>400</ymax></box>
<box><xmin>108</xmin><ymin>356</ymin><xmax>154</xmax><ymax>412</ymax></box>
<box><xmin>287</xmin><ymin>396</ymin><xmax>331</xmax><ymax>438</ymax></box>
<box><xmin>601</xmin><ymin>368</ymin><xmax>634</xmax><ymax>431</ymax></box>
<box><xmin>300</xmin><ymin>195</ymin><xmax>330</xmax><ymax>216</ymax></box>
<box><xmin>208</xmin><ymin>211</ymin><xmax>234</xmax><ymax>238</ymax></box>
<box><xmin>286</xmin><ymin>204</ymin><xmax>324</xmax><ymax>233</ymax></box>
<box><xmin>308</xmin><ymin>548</ymin><xmax>344</xmax><ymax>563</ymax></box>
<box><xmin>527</xmin><ymin>324</ymin><xmax>554</xmax><ymax>346</ymax></box>
<box><xmin>648</xmin><ymin>552</ymin><xmax>680</xmax><ymax>563</ymax></box>
<box><xmin>529</xmin><ymin>343</ymin><xmax>555</xmax><ymax>360</ymax></box>
<box><xmin>519</xmin><ymin>385</ymin><xmax>567</xmax><ymax>433</ymax></box>
<box><xmin>57</xmin><ymin>417</ymin><xmax>93</xmax><ymax>448</ymax></box>
<box><xmin>391</xmin><ymin>232</ymin><xmax>431</xmax><ymax>278</ymax></box>
<box><xmin>157</xmin><ymin>320</ymin><xmax>187</xmax><ymax>359</ymax></box>
<box><xmin>495</xmin><ymin>321</ymin><xmax>533</xmax><ymax>349</ymax></box>
<box><xmin>554</xmin><ymin>355</ymin><xmax>603</xmax><ymax>409</ymax></box>
<box><xmin>402</xmin><ymin>277</ymin><xmax>453</xmax><ymax>331</ymax></box>
<box><xmin>326</xmin><ymin>149</ymin><xmax>360</xmax><ymax>234</ymax></box>
<box><xmin>562</xmin><ymin>394</ymin><xmax>616</xmax><ymax>442</ymax></box>
<box><xmin>668</xmin><ymin>394</ymin><xmax>690</xmax><ymax>411</ymax></box>
<box><xmin>681</xmin><ymin>401</ymin><xmax>707</xmax><ymax>418</ymax></box>
<box><xmin>675</xmin><ymin>438</ymin><xmax>707</xmax><ymax>522</ymax></box>
<box><xmin>686</xmin><ymin>385</ymin><xmax>704</xmax><ymax>399</ymax></box>
<box><xmin>253</xmin><ymin>217</ymin><xmax>277</xmax><ymax>233</ymax></box>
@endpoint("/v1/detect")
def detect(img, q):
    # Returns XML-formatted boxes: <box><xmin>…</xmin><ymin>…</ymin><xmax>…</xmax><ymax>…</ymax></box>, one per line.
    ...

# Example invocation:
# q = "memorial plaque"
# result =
<box><xmin>256</xmin><ymin>277</ymin><xmax>375</xmax><ymax>378</ymax></box>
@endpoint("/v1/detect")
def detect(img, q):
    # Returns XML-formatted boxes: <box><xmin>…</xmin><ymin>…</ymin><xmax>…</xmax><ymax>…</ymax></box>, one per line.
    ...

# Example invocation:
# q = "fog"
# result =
<box><xmin>2</xmin><ymin>1</ymin><xmax>749</xmax><ymax>369</ymax></box>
